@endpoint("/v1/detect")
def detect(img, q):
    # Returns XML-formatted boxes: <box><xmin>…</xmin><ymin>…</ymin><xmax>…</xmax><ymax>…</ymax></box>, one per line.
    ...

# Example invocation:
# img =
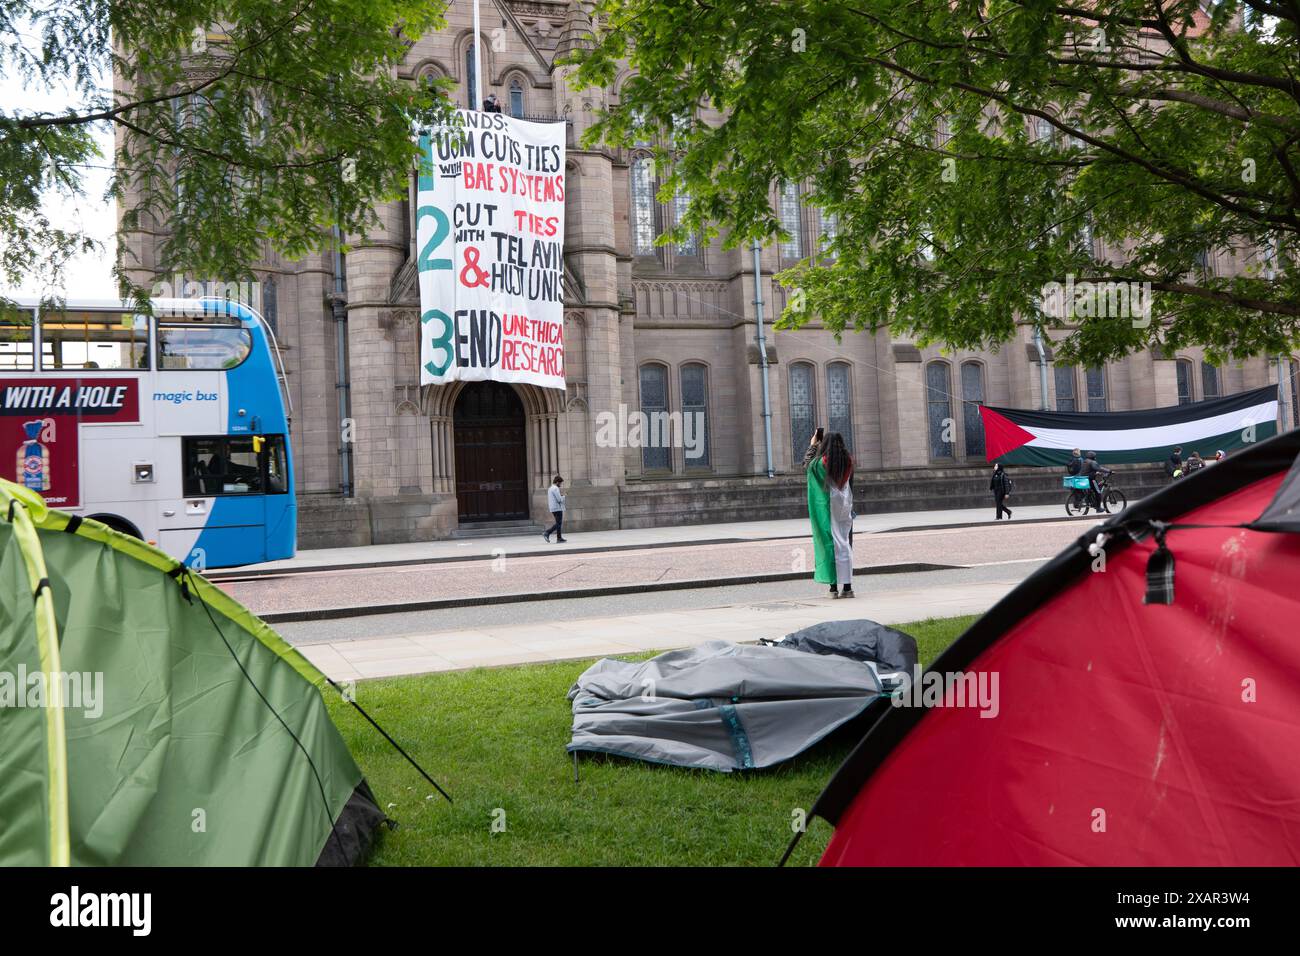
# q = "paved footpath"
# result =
<box><xmin>295</xmin><ymin>577</ymin><xmax>1019</xmax><ymax>682</ymax></box>
<box><xmin>217</xmin><ymin>503</ymin><xmax>1084</xmax><ymax>576</ymax></box>
<box><xmin>228</xmin><ymin>502</ymin><xmax>1093</xmax><ymax>681</ymax></box>
<box><xmin>216</xmin><ymin>506</ymin><xmax>1091</xmax><ymax>620</ymax></box>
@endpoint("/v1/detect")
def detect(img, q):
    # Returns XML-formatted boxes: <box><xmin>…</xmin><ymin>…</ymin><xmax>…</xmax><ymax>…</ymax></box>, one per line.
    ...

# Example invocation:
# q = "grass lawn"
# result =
<box><xmin>325</xmin><ymin>614</ymin><xmax>977</xmax><ymax>866</ymax></box>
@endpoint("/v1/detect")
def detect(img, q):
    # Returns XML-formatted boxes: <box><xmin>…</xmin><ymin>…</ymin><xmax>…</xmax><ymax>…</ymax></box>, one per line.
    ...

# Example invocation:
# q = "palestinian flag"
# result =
<box><xmin>979</xmin><ymin>384</ymin><xmax>1279</xmax><ymax>466</ymax></box>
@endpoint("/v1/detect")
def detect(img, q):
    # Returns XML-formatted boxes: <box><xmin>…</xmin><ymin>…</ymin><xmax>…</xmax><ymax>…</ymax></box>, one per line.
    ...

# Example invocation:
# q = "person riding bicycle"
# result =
<box><xmin>1067</xmin><ymin>448</ymin><xmax>1083</xmax><ymax>476</ymax></box>
<box><xmin>1080</xmin><ymin>451</ymin><xmax>1113</xmax><ymax>513</ymax></box>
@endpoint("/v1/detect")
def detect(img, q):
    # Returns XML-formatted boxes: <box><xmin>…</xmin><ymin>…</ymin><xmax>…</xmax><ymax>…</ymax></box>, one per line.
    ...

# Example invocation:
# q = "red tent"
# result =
<box><xmin>807</xmin><ymin>427</ymin><xmax>1300</xmax><ymax>866</ymax></box>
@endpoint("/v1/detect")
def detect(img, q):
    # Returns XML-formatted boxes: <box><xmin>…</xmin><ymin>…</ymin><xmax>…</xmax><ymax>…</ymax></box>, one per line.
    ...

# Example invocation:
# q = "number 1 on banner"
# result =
<box><xmin>417</xmin><ymin>132</ymin><xmax>434</xmax><ymax>191</ymax></box>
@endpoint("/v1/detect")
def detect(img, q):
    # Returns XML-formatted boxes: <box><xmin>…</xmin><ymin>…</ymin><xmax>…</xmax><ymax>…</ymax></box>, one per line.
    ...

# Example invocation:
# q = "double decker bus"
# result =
<box><xmin>1</xmin><ymin>296</ymin><xmax>295</xmax><ymax>569</ymax></box>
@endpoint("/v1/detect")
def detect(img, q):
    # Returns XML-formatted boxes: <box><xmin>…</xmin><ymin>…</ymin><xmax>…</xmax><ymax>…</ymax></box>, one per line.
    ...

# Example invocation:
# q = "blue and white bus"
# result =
<box><xmin>0</xmin><ymin>296</ymin><xmax>295</xmax><ymax>569</ymax></box>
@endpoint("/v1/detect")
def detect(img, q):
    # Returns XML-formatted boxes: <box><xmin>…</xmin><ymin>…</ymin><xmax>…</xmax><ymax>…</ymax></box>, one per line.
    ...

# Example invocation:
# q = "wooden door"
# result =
<box><xmin>453</xmin><ymin>382</ymin><xmax>529</xmax><ymax>521</ymax></box>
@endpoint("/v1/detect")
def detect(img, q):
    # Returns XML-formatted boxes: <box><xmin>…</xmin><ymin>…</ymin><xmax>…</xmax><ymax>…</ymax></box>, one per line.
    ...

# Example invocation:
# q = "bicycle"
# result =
<box><xmin>1064</xmin><ymin>472</ymin><xmax>1127</xmax><ymax>516</ymax></box>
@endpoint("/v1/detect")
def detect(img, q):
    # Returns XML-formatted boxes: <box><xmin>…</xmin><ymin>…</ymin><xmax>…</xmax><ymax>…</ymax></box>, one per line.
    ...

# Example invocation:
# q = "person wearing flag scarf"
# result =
<box><xmin>804</xmin><ymin>430</ymin><xmax>856</xmax><ymax>598</ymax></box>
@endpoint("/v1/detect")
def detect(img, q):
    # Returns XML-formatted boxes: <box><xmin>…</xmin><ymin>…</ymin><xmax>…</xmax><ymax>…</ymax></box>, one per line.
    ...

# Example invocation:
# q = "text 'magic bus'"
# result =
<box><xmin>1</xmin><ymin>297</ymin><xmax>296</xmax><ymax>569</ymax></box>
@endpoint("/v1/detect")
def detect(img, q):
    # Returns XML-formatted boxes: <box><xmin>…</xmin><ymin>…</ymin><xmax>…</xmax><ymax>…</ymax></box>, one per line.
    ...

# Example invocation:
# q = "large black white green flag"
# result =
<box><xmin>980</xmin><ymin>385</ymin><xmax>1279</xmax><ymax>466</ymax></box>
<box><xmin>416</xmin><ymin>111</ymin><xmax>566</xmax><ymax>390</ymax></box>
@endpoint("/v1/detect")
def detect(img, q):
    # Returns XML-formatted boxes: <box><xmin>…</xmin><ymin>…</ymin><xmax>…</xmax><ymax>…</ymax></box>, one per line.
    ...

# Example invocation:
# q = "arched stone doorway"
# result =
<box><xmin>453</xmin><ymin>381</ymin><xmax>529</xmax><ymax>521</ymax></box>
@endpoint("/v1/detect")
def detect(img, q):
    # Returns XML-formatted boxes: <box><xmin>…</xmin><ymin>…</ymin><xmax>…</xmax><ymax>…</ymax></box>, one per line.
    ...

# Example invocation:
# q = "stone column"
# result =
<box><xmin>891</xmin><ymin>344</ymin><xmax>927</xmax><ymax>467</ymax></box>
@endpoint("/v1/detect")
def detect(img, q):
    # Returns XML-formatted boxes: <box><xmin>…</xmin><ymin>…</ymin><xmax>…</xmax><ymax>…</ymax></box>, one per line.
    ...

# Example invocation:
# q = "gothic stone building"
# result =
<box><xmin>120</xmin><ymin>1</ymin><xmax>1299</xmax><ymax>548</ymax></box>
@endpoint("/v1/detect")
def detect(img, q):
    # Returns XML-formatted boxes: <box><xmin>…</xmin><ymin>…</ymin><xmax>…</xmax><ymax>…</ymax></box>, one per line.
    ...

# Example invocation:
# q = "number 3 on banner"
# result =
<box><xmin>417</xmin><ymin>205</ymin><xmax>451</xmax><ymax>272</ymax></box>
<box><xmin>423</xmin><ymin>308</ymin><xmax>454</xmax><ymax>377</ymax></box>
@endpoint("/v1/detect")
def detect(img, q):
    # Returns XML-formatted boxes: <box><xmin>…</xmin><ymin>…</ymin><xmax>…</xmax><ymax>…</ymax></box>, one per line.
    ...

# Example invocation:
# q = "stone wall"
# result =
<box><xmin>298</xmin><ymin>462</ymin><xmax>1169</xmax><ymax>545</ymax></box>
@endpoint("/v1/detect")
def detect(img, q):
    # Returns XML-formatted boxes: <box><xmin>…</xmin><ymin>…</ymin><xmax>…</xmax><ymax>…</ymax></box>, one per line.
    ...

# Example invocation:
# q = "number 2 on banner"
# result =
<box><xmin>417</xmin><ymin>205</ymin><xmax>451</xmax><ymax>272</ymax></box>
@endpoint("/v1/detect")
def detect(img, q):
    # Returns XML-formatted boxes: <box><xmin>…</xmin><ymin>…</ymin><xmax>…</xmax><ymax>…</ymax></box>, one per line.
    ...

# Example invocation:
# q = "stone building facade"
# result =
<box><xmin>120</xmin><ymin>1</ymin><xmax>1300</xmax><ymax>547</ymax></box>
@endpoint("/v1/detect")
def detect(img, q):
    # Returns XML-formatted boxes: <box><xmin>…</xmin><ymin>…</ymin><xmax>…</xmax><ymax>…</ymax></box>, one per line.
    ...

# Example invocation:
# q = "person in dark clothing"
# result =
<box><xmin>1067</xmin><ymin>449</ymin><xmax>1083</xmax><ymax>476</ymax></box>
<box><xmin>1080</xmin><ymin>451</ymin><xmax>1112</xmax><ymax>512</ymax></box>
<box><xmin>483</xmin><ymin>93</ymin><xmax>502</xmax><ymax>113</ymax></box>
<box><xmin>1165</xmin><ymin>445</ymin><xmax>1182</xmax><ymax>480</ymax></box>
<box><xmin>990</xmin><ymin>462</ymin><xmax>1013</xmax><ymax>520</ymax></box>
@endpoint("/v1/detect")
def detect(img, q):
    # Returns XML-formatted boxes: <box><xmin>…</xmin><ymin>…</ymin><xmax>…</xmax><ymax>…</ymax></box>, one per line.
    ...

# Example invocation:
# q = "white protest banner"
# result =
<box><xmin>417</xmin><ymin>110</ymin><xmax>566</xmax><ymax>390</ymax></box>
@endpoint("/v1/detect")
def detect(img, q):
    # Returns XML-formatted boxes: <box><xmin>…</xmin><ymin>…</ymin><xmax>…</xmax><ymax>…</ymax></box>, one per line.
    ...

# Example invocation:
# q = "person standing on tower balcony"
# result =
<box><xmin>544</xmin><ymin>475</ymin><xmax>567</xmax><ymax>543</ymax></box>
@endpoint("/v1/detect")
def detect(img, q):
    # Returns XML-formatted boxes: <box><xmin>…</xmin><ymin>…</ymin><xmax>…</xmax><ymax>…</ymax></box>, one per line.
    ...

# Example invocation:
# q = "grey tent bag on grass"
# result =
<box><xmin>566</xmin><ymin>640</ymin><xmax>882</xmax><ymax>772</ymax></box>
<box><xmin>772</xmin><ymin>619</ymin><xmax>919</xmax><ymax>681</ymax></box>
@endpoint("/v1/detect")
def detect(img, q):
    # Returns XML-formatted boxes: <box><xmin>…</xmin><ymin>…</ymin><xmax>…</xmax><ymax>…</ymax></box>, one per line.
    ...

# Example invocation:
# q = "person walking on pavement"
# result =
<box><xmin>991</xmin><ymin>462</ymin><xmax>1013</xmax><ymax>520</ymax></box>
<box><xmin>543</xmin><ymin>475</ymin><xmax>567</xmax><ymax>543</ymax></box>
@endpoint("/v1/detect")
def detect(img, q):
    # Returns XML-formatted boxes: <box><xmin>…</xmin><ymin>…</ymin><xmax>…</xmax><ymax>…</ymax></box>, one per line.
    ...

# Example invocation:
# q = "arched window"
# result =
<box><xmin>628</xmin><ymin>104</ymin><xmax>652</xmax><ymax>147</ymax></box>
<box><xmin>919</xmin><ymin>224</ymin><xmax>936</xmax><ymax>262</ymax></box>
<box><xmin>1176</xmin><ymin>358</ymin><xmax>1194</xmax><ymax>405</ymax></box>
<box><xmin>673</xmin><ymin>189</ymin><xmax>698</xmax><ymax>256</ymax></box>
<box><xmin>509</xmin><ymin>78</ymin><xmax>524</xmax><ymax>118</ymax></box>
<box><xmin>465</xmin><ymin>46</ymin><xmax>478</xmax><ymax>109</ymax></box>
<box><xmin>779</xmin><ymin>182</ymin><xmax>803</xmax><ymax>259</ymax></box>
<box><xmin>639</xmin><ymin>363</ymin><xmax>671</xmax><ymax>472</ymax></box>
<box><xmin>821</xmin><ymin>211</ymin><xmax>839</xmax><ymax>252</ymax></box>
<box><xmin>630</xmin><ymin>155</ymin><xmax>658</xmax><ymax>256</ymax></box>
<box><xmin>261</xmin><ymin>275</ymin><xmax>278</xmax><ymax>335</ymax></box>
<box><xmin>680</xmin><ymin>362</ymin><xmax>710</xmax><ymax>468</ymax></box>
<box><xmin>789</xmin><ymin>362</ymin><xmax>816</xmax><ymax>464</ymax></box>
<box><xmin>1202</xmin><ymin>362</ymin><xmax>1221</xmax><ymax>400</ymax></box>
<box><xmin>670</xmin><ymin>110</ymin><xmax>691</xmax><ymax>147</ymax></box>
<box><xmin>418</xmin><ymin>69</ymin><xmax>444</xmax><ymax>102</ymax></box>
<box><xmin>1054</xmin><ymin>365</ymin><xmax>1077</xmax><ymax>411</ymax></box>
<box><xmin>1086</xmin><ymin>366</ymin><xmax>1107</xmax><ymax>412</ymax></box>
<box><xmin>826</xmin><ymin>362</ymin><xmax>853</xmax><ymax>452</ymax></box>
<box><xmin>1263</xmin><ymin>237</ymin><xmax>1280</xmax><ymax>280</ymax></box>
<box><xmin>1079</xmin><ymin>215</ymin><xmax>1095</xmax><ymax>258</ymax></box>
<box><xmin>934</xmin><ymin>115</ymin><xmax>952</xmax><ymax>149</ymax></box>
<box><xmin>961</xmin><ymin>361</ymin><xmax>985</xmax><ymax>459</ymax></box>
<box><xmin>926</xmin><ymin>361</ymin><xmax>953</xmax><ymax>460</ymax></box>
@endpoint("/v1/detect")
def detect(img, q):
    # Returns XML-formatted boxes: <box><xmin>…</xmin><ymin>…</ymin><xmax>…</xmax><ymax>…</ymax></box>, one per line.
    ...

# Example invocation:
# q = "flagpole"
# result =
<box><xmin>472</xmin><ymin>0</ymin><xmax>482</xmax><ymax>110</ymax></box>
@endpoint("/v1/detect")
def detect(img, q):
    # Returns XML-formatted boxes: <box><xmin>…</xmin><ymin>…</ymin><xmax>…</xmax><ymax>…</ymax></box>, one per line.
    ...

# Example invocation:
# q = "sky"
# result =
<box><xmin>1</xmin><ymin>63</ymin><xmax>119</xmax><ymax>300</ymax></box>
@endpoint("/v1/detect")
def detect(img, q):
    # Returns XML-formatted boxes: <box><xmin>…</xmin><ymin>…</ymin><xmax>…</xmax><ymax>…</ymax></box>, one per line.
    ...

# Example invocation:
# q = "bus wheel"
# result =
<box><xmin>87</xmin><ymin>514</ymin><xmax>143</xmax><ymax>539</ymax></box>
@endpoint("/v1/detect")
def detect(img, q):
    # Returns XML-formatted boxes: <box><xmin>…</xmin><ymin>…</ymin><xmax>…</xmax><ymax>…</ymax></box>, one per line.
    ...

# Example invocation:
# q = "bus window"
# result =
<box><xmin>40</xmin><ymin>310</ymin><xmax>149</xmax><ymax>370</ymax></box>
<box><xmin>158</xmin><ymin>324</ymin><xmax>252</xmax><ymax>370</ymax></box>
<box><xmin>0</xmin><ymin>311</ymin><xmax>35</xmax><ymax>370</ymax></box>
<box><xmin>183</xmin><ymin>435</ymin><xmax>288</xmax><ymax>496</ymax></box>
<box><xmin>265</xmin><ymin>435</ymin><xmax>289</xmax><ymax>493</ymax></box>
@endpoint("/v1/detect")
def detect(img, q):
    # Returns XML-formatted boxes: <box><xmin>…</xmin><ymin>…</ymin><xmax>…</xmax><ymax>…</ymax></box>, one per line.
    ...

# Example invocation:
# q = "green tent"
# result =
<box><xmin>0</xmin><ymin>479</ymin><xmax>384</xmax><ymax>866</ymax></box>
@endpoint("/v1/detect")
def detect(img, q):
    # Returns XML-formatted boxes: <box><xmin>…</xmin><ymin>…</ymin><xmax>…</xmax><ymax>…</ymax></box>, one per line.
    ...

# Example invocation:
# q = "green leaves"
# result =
<box><xmin>2</xmin><ymin>0</ymin><xmax>453</xmax><ymax>298</ymax></box>
<box><xmin>571</xmin><ymin>0</ymin><xmax>1300</xmax><ymax>363</ymax></box>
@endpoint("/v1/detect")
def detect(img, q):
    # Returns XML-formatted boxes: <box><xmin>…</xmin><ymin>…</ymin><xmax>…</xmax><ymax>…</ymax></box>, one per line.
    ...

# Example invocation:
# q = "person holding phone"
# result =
<box><xmin>804</xmin><ymin>428</ymin><xmax>855</xmax><ymax>598</ymax></box>
<box><xmin>543</xmin><ymin>475</ymin><xmax>567</xmax><ymax>543</ymax></box>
